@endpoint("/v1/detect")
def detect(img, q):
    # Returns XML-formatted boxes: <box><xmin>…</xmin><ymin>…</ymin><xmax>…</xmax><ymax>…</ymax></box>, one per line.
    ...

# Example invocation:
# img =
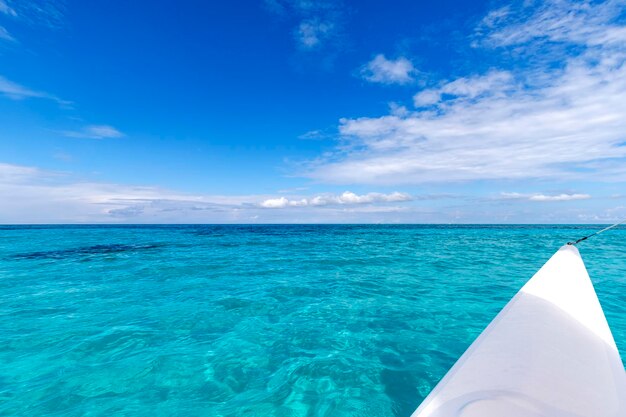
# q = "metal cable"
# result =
<box><xmin>567</xmin><ymin>217</ymin><xmax>626</xmax><ymax>245</ymax></box>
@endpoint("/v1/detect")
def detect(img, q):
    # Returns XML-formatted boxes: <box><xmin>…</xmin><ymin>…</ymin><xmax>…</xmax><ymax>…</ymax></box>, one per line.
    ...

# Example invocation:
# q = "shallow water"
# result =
<box><xmin>0</xmin><ymin>225</ymin><xmax>624</xmax><ymax>416</ymax></box>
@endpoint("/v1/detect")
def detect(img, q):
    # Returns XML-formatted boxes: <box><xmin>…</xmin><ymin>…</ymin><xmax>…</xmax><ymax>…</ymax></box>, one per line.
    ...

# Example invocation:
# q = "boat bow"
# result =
<box><xmin>412</xmin><ymin>245</ymin><xmax>626</xmax><ymax>417</ymax></box>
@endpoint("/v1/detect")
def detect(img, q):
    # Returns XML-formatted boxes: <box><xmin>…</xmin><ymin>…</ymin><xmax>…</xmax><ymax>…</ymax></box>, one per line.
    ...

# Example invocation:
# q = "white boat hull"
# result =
<box><xmin>412</xmin><ymin>245</ymin><xmax>626</xmax><ymax>417</ymax></box>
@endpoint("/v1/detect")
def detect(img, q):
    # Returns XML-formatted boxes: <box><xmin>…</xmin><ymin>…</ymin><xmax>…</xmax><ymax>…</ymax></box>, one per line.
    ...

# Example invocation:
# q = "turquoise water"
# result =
<box><xmin>0</xmin><ymin>225</ymin><xmax>624</xmax><ymax>416</ymax></box>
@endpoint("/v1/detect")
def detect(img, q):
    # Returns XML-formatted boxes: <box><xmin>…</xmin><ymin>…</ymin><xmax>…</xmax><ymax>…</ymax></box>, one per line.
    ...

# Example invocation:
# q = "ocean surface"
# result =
<box><xmin>0</xmin><ymin>225</ymin><xmax>624</xmax><ymax>417</ymax></box>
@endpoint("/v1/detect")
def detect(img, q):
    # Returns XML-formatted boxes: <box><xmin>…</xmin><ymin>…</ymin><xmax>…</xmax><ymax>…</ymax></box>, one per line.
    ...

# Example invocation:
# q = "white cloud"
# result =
<box><xmin>266</xmin><ymin>0</ymin><xmax>342</xmax><ymax>51</ymax></box>
<box><xmin>297</xmin><ymin>19</ymin><xmax>334</xmax><ymax>48</ymax></box>
<box><xmin>361</xmin><ymin>55</ymin><xmax>417</xmax><ymax>85</ymax></box>
<box><xmin>501</xmin><ymin>192</ymin><xmax>591</xmax><ymax>202</ymax></box>
<box><xmin>260</xmin><ymin>197</ymin><xmax>305</xmax><ymax>208</ymax></box>
<box><xmin>63</xmin><ymin>125</ymin><xmax>124</xmax><ymax>139</ymax></box>
<box><xmin>576</xmin><ymin>206</ymin><xmax>626</xmax><ymax>222</ymax></box>
<box><xmin>412</xmin><ymin>89</ymin><xmax>441</xmax><ymax>107</ymax></box>
<box><xmin>5</xmin><ymin>1</ymin><xmax>65</xmax><ymax>29</ymax></box>
<box><xmin>0</xmin><ymin>75</ymin><xmax>71</xmax><ymax>106</ymax></box>
<box><xmin>260</xmin><ymin>191</ymin><xmax>412</xmax><ymax>208</ymax></box>
<box><xmin>0</xmin><ymin>162</ymin><xmax>618</xmax><ymax>224</ymax></box>
<box><xmin>298</xmin><ymin>129</ymin><xmax>333</xmax><ymax>140</ymax></box>
<box><xmin>0</xmin><ymin>163</ymin><xmax>420</xmax><ymax>223</ymax></box>
<box><xmin>0</xmin><ymin>26</ymin><xmax>15</xmax><ymax>41</ymax></box>
<box><xmin>413</xmin><ymin>70</ymin><xmax>514</xmax><ymax>106</ymax></box>
<box><xmin>0</xmin><ymin>0</ymin><xmax>16</xmax><ymax>17</ymax></box>
<box><xmin>477</xmin><ymin>0</ymin><xmax>626</xmax><ymax>48</ymax></box>
<box><xmin>0</xmin><ymin>162</ymin><xmax>41</xmax><ymax>183</ymax></box>
<box><xmin>530</xmin><ymin>193</ymin><xmax>591</xmax><ymax>202</ymax></box>
<box><xmin>305</xmin><ymin>1</ymin><xmax>626</xmax><ymax>185</ymax></box>
<box><xmin>479</xmin><ymin>6</ymin><xmax>510</xmax><ymax>29</ymax></box>
<box><xmin>0</xmin><ymin>162</ymin><xmax>262</xmax><ymax>223</ymax></box>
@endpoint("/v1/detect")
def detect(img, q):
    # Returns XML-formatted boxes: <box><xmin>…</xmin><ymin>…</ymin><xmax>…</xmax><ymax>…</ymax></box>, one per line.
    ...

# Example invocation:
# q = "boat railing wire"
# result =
<box><xmin>567</xmin><ymin>217</ymin><xmax>626</xmax><ymax>245</ymax></box>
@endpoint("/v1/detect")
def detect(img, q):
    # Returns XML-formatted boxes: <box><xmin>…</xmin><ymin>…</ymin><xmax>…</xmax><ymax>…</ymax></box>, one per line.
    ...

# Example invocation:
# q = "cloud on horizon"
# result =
<box><xmin>0</xmin><ymin>162</ymin><xmax>622</xmax><ymax>223</ymax></box>
<box><xmin>0</xmin><ymin>163</ymin><xmax>421</xmax><ymax>223</ymax></box>
<box><xmin>0</xmin><ymin>162</ymin><xmax>258</xmax><ymax>223</ymax></box>
<box><xmin>304</xmin><ymin>0</ymin><xmax>626</xmax><ymax>185</ymax></box>
<box><xmin>260</xmin><ymin>191</ymin><xmax>412</xmax><ymax>208</ymax></box>
<box><xmin>501</xmin><ymin>192</ymin><xmax>592</xmax><ymax>202</ymax></box>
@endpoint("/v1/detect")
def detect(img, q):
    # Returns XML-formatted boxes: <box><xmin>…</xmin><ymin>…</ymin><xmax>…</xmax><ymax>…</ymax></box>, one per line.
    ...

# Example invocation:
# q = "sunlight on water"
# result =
<box><xmin>0</xmin><ymin>225</ymin><xmax>624</xmax><ymax>416</ymax></box>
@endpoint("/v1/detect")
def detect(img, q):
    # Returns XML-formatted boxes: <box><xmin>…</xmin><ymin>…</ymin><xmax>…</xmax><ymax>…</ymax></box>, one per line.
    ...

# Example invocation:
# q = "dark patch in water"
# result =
<box><xmin>12</xmin><ymin>243</ymin><xmax>164</xmax><ymax>260</ymax></box>
<box><xmin>380</xmin><ymin>368</ymin><xmax>419</xmax><ymax>416</ymax></box>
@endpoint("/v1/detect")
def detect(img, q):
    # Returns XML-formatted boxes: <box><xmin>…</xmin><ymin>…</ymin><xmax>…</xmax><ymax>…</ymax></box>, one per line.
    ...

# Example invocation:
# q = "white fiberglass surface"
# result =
<box><xmin>412</xmin><ymin>245</ymin><xmax>626</xmax><ymax>417</ymax></box>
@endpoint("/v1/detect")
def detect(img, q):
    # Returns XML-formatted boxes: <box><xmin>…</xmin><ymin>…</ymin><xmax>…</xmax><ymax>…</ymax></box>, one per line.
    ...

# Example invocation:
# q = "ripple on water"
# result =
<box><xmin>0</xmin><ymin>225</ymin><xmax>624</xmax><ymax>416</ymax></box>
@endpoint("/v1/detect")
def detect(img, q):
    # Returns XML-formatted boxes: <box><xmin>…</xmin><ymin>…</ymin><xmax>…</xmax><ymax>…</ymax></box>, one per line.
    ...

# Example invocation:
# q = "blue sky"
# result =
<box><xmin>1</xmin><ymin>0</ymin><xmax>625</xmax><ymax>223</ymax></box>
